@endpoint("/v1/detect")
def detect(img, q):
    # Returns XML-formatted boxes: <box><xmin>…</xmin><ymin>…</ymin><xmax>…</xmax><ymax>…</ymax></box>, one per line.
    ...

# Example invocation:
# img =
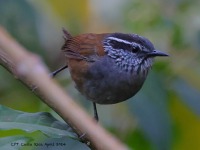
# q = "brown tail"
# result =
<box><xmin>62</xmin><ymin>27</ymin><xmax>72</xmax><ymax>40</ymax></box>
<box><xmin>61</xmin><ymin>28</ymin><xmax>72</xmax><ymax>51</ymax></box>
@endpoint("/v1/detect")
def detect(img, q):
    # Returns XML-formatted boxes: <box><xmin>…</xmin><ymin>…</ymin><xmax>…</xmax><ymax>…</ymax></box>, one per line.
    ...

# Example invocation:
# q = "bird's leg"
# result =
<box><xmin>50</xmin><ymin>66</ymin><xmax>100</xmax><ymax>122</ymax></box>
<box><xmin>50</xmin><ymin>66</ymin><xmax>100</xmax><ymax>139</ymax></box>
<box><xmin>93</xmin><ymin>102</ymin><xmax>99</xmax><ymax>121</ymax></box>
<box><xmin>77</xmin><ymin>102</ymin><xmax>98</xmax><ymax>142</ymax></box>
<box><xmin>49</xmin><ymin>65</ymin><xmax>68</xmax><ymax>78</ymax></box>
<box><xmin>78</xmin><ymin>102</ymin><xmax>98</xmax><ymax>141</ymax></box>
<box><xmin>50</xmin><ymin>66</ymin><xmax>99</xmax><ymax>122</ymax></box>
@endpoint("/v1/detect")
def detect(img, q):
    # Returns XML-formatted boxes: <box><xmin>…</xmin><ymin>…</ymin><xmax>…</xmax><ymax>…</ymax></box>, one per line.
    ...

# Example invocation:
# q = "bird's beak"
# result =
<box><xmin>148</xmin><ymin>50</ymin><xmax>169</xmax><ymax>57</ymax></box>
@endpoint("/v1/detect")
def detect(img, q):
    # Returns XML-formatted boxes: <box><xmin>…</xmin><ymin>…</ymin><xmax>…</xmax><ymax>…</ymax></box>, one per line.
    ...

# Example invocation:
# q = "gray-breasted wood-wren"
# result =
<box><xmin>52</xmin><ymin>29</ymin><xmax>168</xmax><ymax>120</ymax></box>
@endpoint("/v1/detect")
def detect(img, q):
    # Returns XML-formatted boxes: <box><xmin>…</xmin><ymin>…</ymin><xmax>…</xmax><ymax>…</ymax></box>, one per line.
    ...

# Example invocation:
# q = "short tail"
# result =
<box><xmin>62</xmin><ymin>27</ymin><xmax>72</xmax><ymax>40</ymax></box>
<box><xmin>61</xmin><ymin>28</ymin><xmax>72</xmax><ymax>51</ymax></box>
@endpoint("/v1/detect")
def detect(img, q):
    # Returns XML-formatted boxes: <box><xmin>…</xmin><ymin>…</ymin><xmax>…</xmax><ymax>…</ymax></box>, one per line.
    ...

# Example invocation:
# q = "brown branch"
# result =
<box><xmin>0</xmin><ymin>26</ymin><xmax>129</xmax><ymax>150</ymax></box>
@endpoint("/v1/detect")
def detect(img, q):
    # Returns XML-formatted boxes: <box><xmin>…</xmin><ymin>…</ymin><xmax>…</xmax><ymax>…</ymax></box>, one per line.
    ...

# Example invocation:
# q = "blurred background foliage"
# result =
<box><xmin>0</xmin><ymin>0</ymin><xmax>200</xmax><ymax>150</ymax></box>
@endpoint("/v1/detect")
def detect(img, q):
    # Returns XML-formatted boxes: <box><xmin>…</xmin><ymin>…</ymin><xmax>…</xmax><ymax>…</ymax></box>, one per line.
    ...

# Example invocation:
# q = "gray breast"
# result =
<box><xmin>81</xmin><ymin>56</ymin><xmax>147</xmax><ymax>104</ymax></box>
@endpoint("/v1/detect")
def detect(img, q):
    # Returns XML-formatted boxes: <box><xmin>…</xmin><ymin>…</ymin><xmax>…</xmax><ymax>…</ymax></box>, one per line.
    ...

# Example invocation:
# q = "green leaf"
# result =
<box><xmin>0</xmin><ymin>135</ymin><xmax>32</xmax><ymax>150</ymax></box>
<box><xmin>0</xmin><ymin>105</ymin><xmax>77</xmax><ymax>139</ymax></box>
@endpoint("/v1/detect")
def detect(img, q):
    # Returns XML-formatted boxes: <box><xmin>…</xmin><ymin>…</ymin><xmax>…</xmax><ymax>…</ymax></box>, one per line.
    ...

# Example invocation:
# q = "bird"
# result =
<box><xmin>51</xmin><ymin>28</ymin><xmax>168</xmax><ymax>121</ymax></box>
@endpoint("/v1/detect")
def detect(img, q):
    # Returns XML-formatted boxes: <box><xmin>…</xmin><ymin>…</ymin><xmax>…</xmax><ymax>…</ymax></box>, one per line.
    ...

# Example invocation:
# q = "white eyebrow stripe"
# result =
<box><xmin>107</xmin><ymin>37</ymin><xmax>132</xmax><ymax>45</ymax></box>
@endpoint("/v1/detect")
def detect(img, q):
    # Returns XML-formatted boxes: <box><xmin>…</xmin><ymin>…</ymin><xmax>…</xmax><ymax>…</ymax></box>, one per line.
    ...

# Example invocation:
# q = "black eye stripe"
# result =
<box><xmin>109</xmin><ymin>39</ymin><xmax>132</xmax><ymax>50</ymax></box>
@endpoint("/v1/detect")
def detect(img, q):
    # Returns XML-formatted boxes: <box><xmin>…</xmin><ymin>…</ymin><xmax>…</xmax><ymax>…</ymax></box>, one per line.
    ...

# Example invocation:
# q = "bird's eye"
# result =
<box><xmin>110</xmin><ymin>40</ymin><xmax>117</xmax><ymax>46</ymax></box>
<box><xmin>131</xmin><ymin>46</ymin><xmax>140</xmax><ymax>53</ymax></box>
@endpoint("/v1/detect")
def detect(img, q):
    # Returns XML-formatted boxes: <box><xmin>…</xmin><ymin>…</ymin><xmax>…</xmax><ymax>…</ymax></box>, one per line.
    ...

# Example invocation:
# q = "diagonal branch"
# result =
<box><xmin>0</xmin><ymin>26</ymin><xmax>129</xmax><ymax>150</ymax></box>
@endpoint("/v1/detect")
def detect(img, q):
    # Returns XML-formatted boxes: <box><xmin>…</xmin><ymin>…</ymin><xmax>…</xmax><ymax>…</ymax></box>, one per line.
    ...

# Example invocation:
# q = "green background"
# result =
<box><xmin>0</xmin><ymin>0</ymin><xmax>200</xmax><ymax>150</ymax></box>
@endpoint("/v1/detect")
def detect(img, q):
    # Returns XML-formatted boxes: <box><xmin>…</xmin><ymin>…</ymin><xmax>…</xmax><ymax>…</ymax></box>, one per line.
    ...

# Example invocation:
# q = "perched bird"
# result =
<box><xmin>51</xmin><ymin>29</ymin><xmax>168</xmax><ymax>121</ymax></box>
